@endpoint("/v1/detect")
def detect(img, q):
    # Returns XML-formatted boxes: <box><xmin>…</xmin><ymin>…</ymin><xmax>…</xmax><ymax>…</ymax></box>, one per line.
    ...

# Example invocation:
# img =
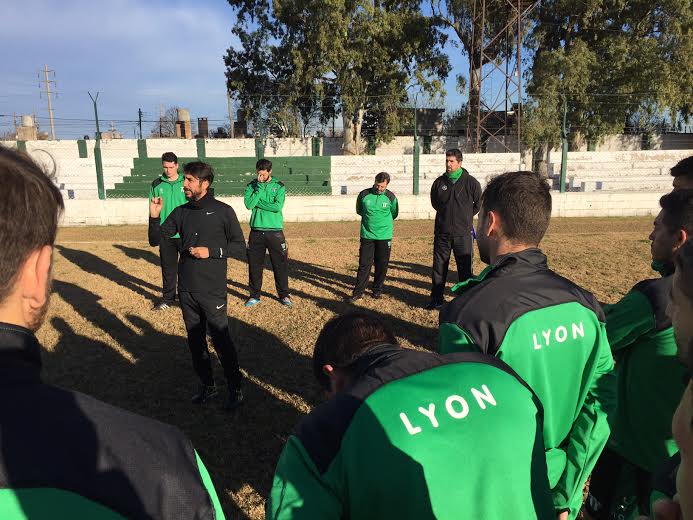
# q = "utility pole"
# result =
<box><xmin>39</xmin><ymin>64</ymin><xmax>57</xmax><ymax>140</ymax></box>
<box><xmin>138</xmin><ymin>108</ymin><xmax>143</xmax><ymax>139</ymax></box>
<box><xmin>559</xmin><ymin>96</ymin><xmax>569</xmax><ymax>193</ymax></box>
<box><xmin>227</xmin><ymin>90</ymin><xmax>235</xmax><ymax>138</ymax></box>
<box><xmin>159</xmin><ymin>104</ymin><xmax>164</xmax><ymax>137</ymax></box>
<box><xmin>88</xmin><ymin>92</ymin><xmax>105</xmax><ymax>200</ymax></box>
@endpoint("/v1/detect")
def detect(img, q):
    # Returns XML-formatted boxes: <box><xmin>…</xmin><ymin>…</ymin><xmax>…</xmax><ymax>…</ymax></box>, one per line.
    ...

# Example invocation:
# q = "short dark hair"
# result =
<box><xmin>0</xmin><ymin>147</ymin><xmax>64</xmax><ymax>304</ymax></box>
<box><xmin>674</xmin><ymin>239</ymin><xmax>693</xmax><ymax>302</ymax></box>
<box><xmin>183</xmin><ymin>161</ymin><xmax>214</xmax><ymax>185</ymax></box>
<box><xmin>313</xmin><ymin>312</ymin><xmax>398</xmax><ymax>390</ymax></box>
<box><xmin>256</xmin><ymin>158</ymin><xmax>272</xmax><ymax>172</ymax></box>
<box><xmin>446</xmin><ymin>148</ymin><xmax>463</xmax><ymax>162</ymax></box>
<box><xmin>161</xmin><ymin>152</ymin><xmax>178</xmax><ymax>164</ymax></box>
<box><xmin>374</xmin><ymin>172</ymin><xmax>390</xmax><ymax>184</ymax></box>
<box><xmin>671</xmin><ymin>156</ymin><xmax>693</xmax><ymax>178</ymax></box>
<box><xmin>482</xmin><ymin>171</ymin><xmax>552</xmax><ymax>245</ymax></box>
<box><xmin>660</xmin><ymin>190</ymin><xmax>693</xmax><ymax>234</ymax></box>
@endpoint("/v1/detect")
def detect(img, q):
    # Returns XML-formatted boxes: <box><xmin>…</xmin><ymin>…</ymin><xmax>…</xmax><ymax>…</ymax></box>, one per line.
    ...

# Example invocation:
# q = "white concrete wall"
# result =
<box><xmin>59</xmin><ymin>191</ymin><xmax>666</xmax><ymax>226</ymax></box>
<box><xmin>330</xmin><ymin>153</ymin><xmax>524</xmax><ymax>195</ymax></box>
<box><xmin>146</xmin><ymin>138</ymin><xmax>198</xmax><ymax>157</ymax></box>
<box><xmin>206</xmin><ymin>138</ymin><xmax>256</xmax><ymax>157</ymax></box>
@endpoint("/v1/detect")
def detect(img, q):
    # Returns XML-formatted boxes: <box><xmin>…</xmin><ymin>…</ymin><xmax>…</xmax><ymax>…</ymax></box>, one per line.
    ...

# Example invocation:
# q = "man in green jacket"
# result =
<box><xmin>347</xmin><ymin>172</ymin><xmax>399</xmax><ymax>302</ymax></box>
<box><xmin>585</xmin><ymin>189</ymin><xmax>693</xmax><ymax>520</ymax></box>
<box><xmin>438</xmin><ymin>171</ymin><xmax>616</xmax><ymax>520</ymax></box>
<box><xmin>244</xmin><ymin>158</ymin><xmax>291</xmax><ymax>307</ymax></box>
<box><xmin>148</xmin><ymin>152</ymin><xmax>187</xmax><ymax>310</ymax></box>
<box><xmin>267</xmin><ymin>312</ymin><xmax>555</xmax><ymax>520</ymax></box>
<box><xmin>0</xmin><ymin>146</ymin><xmax>225</xmax><ymax>520</ymax></box>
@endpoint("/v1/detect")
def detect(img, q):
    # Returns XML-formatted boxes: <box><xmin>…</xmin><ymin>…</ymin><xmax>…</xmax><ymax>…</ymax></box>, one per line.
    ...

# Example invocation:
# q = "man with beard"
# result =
<box><xmin>437</xmin><ymin>171</ymin><xmax>615</xmax><ymax>520</ymax></box>
<box><xmin>585</xmin><ymin>189</ymin><xmax>692</xmax><ymax>520</ymax></box>
<box><xmin>0</xmin><ymin>147</ymin><xmax>225</xmax><ymax>519</ymax></box>
<box><xmin>149</xmin><ymin>161</ymin><xmax>245</xmax><ymax>411</ymax></box>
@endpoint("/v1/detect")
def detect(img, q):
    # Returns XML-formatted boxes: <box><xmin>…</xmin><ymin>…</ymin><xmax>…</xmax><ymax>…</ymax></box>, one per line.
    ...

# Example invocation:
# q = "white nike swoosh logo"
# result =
<box><xmin>216</xmin><ymin>304</ymin><xmax>225</xmax><ymax>309</ymax></box>
<box><xmin>206</xmin><ymin>211</ymin><xmax>214</xmax><ymax>215</ymax></box>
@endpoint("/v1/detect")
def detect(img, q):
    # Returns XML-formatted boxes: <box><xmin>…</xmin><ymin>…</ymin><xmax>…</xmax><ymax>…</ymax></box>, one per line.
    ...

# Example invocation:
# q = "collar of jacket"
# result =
<box><xmin>445</xmin><ymin>167</ymin><xmax>467</xmax><ymax>183</ymax></box>
<box><xmin>340</xmin><ymin>343</ymin><xmax>402</xmax><ymax>382</ymax></box>
<box><xmin>451</xmin><ymin>247</ymin><xmax>548</xmax><ymax>295</ymax></box>
<box><xmin>158</xmin><ymin>173</ymin><xmax>183</xmax><ymax>185</ymax></box>
<box><xmin>651</xmin><ymin>259</ymin><xmax>675</xmax><ymax>277</ymax></box>
<box><xmin>0</xmin><ymin>322</ymin><xmax>42</xmax><ymax>384</ymax></box>
<box><xmin>189</xmin><ymin>192</ymin><xmax>214</xmax><ymax>209</ymax></box>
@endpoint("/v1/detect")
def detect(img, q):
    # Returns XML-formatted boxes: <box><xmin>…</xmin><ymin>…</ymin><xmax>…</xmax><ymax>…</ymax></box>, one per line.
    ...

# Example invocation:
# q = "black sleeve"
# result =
<box><xmin>148</xmin><ymin>217</ymin><xmax>160</xmax><ymax>246</ymax></box>
<box><xmin>471</xmin><ymin>178</ymin><xmax>482</xmax><ymax>216</ymax></box>
<box><xmin>212</xmin><ymin>206</ymin><xmax>245</xmax><ymax>259</ymax></box>
<box><xmin>430</xmin><ymin>178</ymin><xmax>441</xmax><ymax>211</ymax></box>
<box><xmin>150</xmin><ymin>207</ymin><xmax>181</xmax><ymax>247</ymax></box>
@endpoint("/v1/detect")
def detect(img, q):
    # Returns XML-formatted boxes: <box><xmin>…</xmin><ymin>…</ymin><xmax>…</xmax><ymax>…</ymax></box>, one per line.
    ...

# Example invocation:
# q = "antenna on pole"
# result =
<box><xmin>39</xmin><ymin>64</ymin><xmax>58</xmax><ymax>140</ymax></box>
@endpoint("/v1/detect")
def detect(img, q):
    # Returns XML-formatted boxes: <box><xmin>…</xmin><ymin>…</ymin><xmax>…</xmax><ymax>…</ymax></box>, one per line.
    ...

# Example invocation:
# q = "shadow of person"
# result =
<box><xmin>56</xmin><ymin>245</ymin><xmax>159</xmax><ymax>300</ymax></box>
<box><xmin>113</xmin><ymin>244</ymin><xmax>161</xmax><ymax>266</ymax></box>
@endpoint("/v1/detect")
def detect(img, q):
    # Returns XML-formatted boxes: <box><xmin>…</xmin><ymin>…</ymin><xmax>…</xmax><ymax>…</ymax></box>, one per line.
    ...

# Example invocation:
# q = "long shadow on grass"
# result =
<box><xmin>113</xmin><ymin>244</ymin><xmax>161</xmax><ymax>266</ymax></box>
<box><xmin>56</xmin><ymin>245</ymin><xmax>160</xmax><ymax>301</ymax></box>
<box><xmin>50</xmin><ymin>280</ymin><xmax>313</xmax><ymax>518</ymax></box>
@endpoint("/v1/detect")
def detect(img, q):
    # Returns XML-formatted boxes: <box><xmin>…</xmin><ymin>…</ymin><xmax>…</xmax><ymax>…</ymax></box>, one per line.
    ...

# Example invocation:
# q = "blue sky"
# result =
<box><xmin>1</xmin><ymin>0</ymin><xmax>470</xmax><ymax>139</ymax></box>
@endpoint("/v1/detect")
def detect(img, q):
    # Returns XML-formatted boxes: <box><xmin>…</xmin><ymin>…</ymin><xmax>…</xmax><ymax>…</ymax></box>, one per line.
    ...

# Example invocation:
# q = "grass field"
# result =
<box><xmin>40</xmin><ymin>217</ymin><xmax>655</xmax><ymax>519</ymax></box>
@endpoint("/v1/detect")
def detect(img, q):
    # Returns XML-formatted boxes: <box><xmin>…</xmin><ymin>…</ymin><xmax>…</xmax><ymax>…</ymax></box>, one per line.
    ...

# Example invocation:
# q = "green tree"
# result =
<box><xmin>225</xmin><ymin>0</ymin><xmax>449</xmax><ymax>154</ymax></box>
<box><xmin>525</xmin><ymin>0</ymin><xmax>692</xmax><ymax>148</ymax></box>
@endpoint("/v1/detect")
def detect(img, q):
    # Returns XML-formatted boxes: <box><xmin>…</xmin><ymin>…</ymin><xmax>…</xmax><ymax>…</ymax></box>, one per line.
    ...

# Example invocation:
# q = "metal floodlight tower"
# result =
<box><xmin>466</xmin><ymin>0</ymin><xmax>537</xmax><ymax>153</ymax></box>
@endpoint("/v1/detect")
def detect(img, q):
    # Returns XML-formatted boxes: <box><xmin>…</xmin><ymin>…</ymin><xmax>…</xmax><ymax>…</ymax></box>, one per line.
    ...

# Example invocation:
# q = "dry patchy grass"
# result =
<box><xmin>41</xmin><ymin>217</ymin><xmax>654</xmax><ymax>519</ymax></box>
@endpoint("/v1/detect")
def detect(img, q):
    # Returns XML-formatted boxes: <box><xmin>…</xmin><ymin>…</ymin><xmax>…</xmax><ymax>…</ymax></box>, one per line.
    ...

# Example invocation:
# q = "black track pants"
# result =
<box><xmin>159</xmin><ymin>237</ymin><xmax>181</xmax><ymax>303</ymax></box>
<box><xmin>247</xmin><ymin>230</ymin><xmax>289</xmax><ymax>299</ymax></box>
<box><xmin>353</xmin><ymin>239</ymin><xmax>391</xmax><ymax>296</ymax></box>
<box><xmin>430</xmin><ymin>233</ymin><xmax>473</xmax><ymax>303</ymax></box>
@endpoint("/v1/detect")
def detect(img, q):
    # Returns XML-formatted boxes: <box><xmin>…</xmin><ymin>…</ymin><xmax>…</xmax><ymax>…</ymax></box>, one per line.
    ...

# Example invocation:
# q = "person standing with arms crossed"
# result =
<box><xmin>346</xmin><ymin>172</ymin><xmax>398</xmax><ymax>302</ymax></box>
<box><xmin>149</xmin><ymin>152</ymin><xmax>187</xmax><ymax>310</ymax></box>
<box><xmin>244</xmin><ymin>158</ymin><xmax>292</xmax><ymax>307</ymax></box>
<box><xmin>427</xmin><ymin>148</ymin><xmax>481</xmax><ymax>310</ymax></box>
<box><xmin>149</xmin><ymin>161</ymin><xmax>245</xmax><ymax>411</ymax></box>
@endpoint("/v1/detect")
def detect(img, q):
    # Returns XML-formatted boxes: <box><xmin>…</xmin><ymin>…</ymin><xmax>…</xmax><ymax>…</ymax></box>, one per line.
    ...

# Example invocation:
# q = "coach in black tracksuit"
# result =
<box><xmin>427</xmin><ymin>148</ymin><xmax>481</xmax><ymax>309</ymax></box>
<box><xmin>149</xmin><ymin>161</ymin><xmax>245</xmax><ymax>411</ymax></box>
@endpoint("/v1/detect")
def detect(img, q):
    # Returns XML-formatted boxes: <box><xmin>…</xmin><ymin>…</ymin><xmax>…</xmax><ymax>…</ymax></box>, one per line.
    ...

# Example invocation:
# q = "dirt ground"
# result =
<box><xmin>41</xmin><ymin>217</ymin><xmax>654</xmax><ymax>519</ymax></box>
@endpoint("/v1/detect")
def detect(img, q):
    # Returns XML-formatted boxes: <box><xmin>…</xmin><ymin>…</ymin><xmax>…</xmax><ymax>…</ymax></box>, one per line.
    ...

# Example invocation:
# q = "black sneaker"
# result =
<box><xmin>372</xmin><ymin>292</ymin><xmax>382</xmax><ymax>299</ymax></box>
<box><xmin>191</xmin><ymin>384</ymin><xmax>218</xmax><ymax>404</ymax></box>
<box><xmin>222</xmin><ymin>388</ymin><xmax>244</xmax><ymax>411</ymax></box>
<box><xmin>425</xmin><ymin>300</ymin><xmax>444</xmax><ymax>310</ymax></box>
<box><xmin>152</xmin><ymin>301</ymin><xmax>174</xmax><ymax>311</ymax></box>
<box><xmin>345</xmin><ymin>294</ymin><xmax>362</xmax><ymax>303</ymax></box>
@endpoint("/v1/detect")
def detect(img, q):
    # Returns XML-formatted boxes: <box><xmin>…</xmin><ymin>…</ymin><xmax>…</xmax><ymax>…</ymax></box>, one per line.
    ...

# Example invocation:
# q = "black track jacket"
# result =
<box><xmin>430</xmin><ymin>169</ymin><xmax>481</xmax><ymax>236</ymax></box>
<box><xmin>0</xmin><ymin>323</ymin><xmax>223</xmax><ymax>519</ymax></box>
<box><xmin>149</xmin><ymin>192</ymin><xmax>245</xmax><ymax>297</ymax></box>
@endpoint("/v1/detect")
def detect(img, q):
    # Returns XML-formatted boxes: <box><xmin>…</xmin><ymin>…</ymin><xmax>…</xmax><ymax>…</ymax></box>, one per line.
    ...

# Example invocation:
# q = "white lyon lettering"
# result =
<box><xmin>541</xmin><ymin>330</ymin><xmax>551</xmax><ymax>346</ymax></box>
<box><xmin>418</xmin><ymin>403</ymin><xmax>439</xmax><ymax>428</ymax></box>
<box><xmin>445</xmin><ymin>395</ymin><xmax>469</xmax><ymax>419</ymax></box>
<box><xmin>572</xmin><ymin>322</ymin><xmax>585</xmax><ymax>338</ymax></box>
<box><xmin>532</xmin><ymin>322</ymin><xmax>586</xmax><ymax>350</ymax></box>
<box><xmin>400</xmin><ymin>413</ymin><xmax>422</xmax><ymax>435</ymax></box>
<box><xmin>471</xmin><ymin>385</ymin><xmax>497</xmax><ymax>409</ymax></box>
<box><xmin>399</xmin><ymin>385</ymin><xmax>498</xmax><ymax>436</ymax></box>
<box><xmin>533</xmin><ymin>333</ymin><xmax>542</xmax><ymax>350</ymax></box>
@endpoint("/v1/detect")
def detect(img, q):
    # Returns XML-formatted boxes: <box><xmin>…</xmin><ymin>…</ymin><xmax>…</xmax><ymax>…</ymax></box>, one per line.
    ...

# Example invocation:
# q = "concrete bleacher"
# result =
<box><xmin>107</xmin><ymin>156</ymin><xmax>331</xmax><ymax>197</ymax></box>
<box><xmin>548</xmin><ymin>150</ymin><xmax>690</xmax><ymax>192</ymax></box>
<box><xmin>330</xmin><ymin>153</ymin><xmax>524</xmax><ymax>195</ymax></box>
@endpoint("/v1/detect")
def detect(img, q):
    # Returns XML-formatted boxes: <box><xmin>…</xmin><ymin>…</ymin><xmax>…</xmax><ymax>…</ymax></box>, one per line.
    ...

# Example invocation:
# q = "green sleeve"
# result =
<box><xmin>552</xmin><ymin>323</ymin><xmax>616</xmax><ymax>517</ymax></box>
<box><xmin>256</xmin><ymin>185</ymin><xmax>285</xmax><ymax>212</ymax></box>
<box><xmin>266</xmin><ymin>436</ymin><xmax>342</xmax><ymax>520</ymax></box>
<box><xmin>437</xmin><ymin>322</ymin><xmax>479</xmax><ymax>354</ymax></box>
<box><xmin>148</xmin><ymin>183</ymin><xmax>154</xmax><ymax>201</ymax></box>
<box><xmin>391</xmin><ymin>197</ymin><xmax>399</xmax><ymax>220</ymax></box>
<box><xmin>195</xmin><ymin>451</ymin><xmax>226</xmax><ymax>520</ymax></box>
<box><xmin>604</xmin><ymin>290</ymin><xmax>655</xmax><ymax>353</ymax></box>
<box><xmin>244</xmin><ymin>183</ymin><xmax>260</xmax><ymax>210</ymax></box>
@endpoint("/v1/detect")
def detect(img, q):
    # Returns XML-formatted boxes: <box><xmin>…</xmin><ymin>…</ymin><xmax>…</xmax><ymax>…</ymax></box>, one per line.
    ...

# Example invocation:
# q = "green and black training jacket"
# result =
<box><xmin>0</xmin><ymin>323</ymin><xmax>224</xmax><ymax>520</ymax></box>
<box><xmin>604</xmin><ymin>263</ymin><xmax>686</xmax><ymax>473</ymax></box>
<box><xmin>149</xmin><ymin>173</ymin><xmax>186</xmax><ymax>239</ymax></box>
<box><xmin>267</xmin><ymin>345</ymin><xmax>555</xmax><ymax>520</ymax></box>
<box><xmin>356</xmin><ymin>188</ymin><xmax>398</xmax><ymax>240</ymax></box>
<box><xmin>244</xmin><ymin>178</ymin><xmax>286</xmax><ymax>231</ymax></box>
<box><xmin>438</xmin><ymin>248</ymin><xmax>616</xmax><ymax>519</ymax></box>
